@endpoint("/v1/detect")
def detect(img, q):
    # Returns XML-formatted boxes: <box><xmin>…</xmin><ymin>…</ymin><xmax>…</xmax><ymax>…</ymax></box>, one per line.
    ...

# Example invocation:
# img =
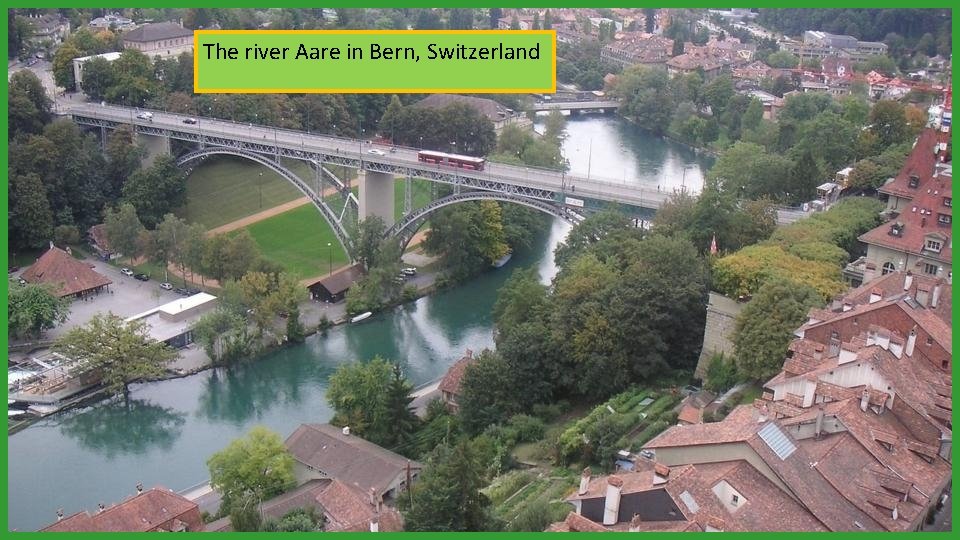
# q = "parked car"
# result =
<box><xmin>120</xmin><ymin>267</ymin><xmax>134</xmax><ymax>276</ymax></box>
<box><xmin>401</xmin><ymin>267</ymin><xmax>417</xmax><ymax>276</ymax></box>
<box><xmin>134</xmin><ymin>273</ymin><xmax>150</xmax><ymax>281</ymax></box>
<box><xmin>159</xmin><ymin>282</ymin><xmax>173</xmax><ymax>290</ymax></box>
<box><xmin>136</xmin><ymin>112</ymin><xmax>153</xmax><ymax>120</ymax></box>
<box><xmin>174</xmin><ymin>287</ymin><xmax>190</xmax><ymax>296</ymax></box>
<box><xmin>182</xmin><ymin>117</ymin><xmax>197</xmax><ymax>124</ymax></box>
<box><xmin>639</xmin><ymin>449</ymin><xmax>655</xmax><ymax>460</ymax></box>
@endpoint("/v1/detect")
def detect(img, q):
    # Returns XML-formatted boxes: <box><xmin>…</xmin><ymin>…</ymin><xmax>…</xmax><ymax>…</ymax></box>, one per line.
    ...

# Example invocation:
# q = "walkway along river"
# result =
<box><xmin>6</xmin><ymin>115</ymin><xmax>708</xmax><ymax>532</ymax></box>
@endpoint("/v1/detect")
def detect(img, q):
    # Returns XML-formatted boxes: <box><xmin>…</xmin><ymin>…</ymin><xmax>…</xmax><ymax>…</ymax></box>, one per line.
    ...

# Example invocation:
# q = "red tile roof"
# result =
<box><xmin>861</xmin><ymin>128</ymin><xmax>952</xmax><ymax>266</ymax></box>
<box><xmin>40</xmin><ymin>487</ymin><xmax>201</xmax><ymax>532</ymax></box>
<box><xmin>438</xmin><ymin>350</ymin><xmax>475</xmax><ymax>397</ymax></box>
<box><xmin>20</xmin><ymin>247</ymin><xmax>112</xmax><ymax>297</ymax></box>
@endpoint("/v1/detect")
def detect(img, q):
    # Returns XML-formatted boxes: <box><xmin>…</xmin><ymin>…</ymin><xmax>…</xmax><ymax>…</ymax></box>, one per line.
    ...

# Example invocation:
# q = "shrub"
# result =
<box><xmin>508</xmin><ymin>414</ymin><xmax>546</xmax><ymax>443</ymax></box>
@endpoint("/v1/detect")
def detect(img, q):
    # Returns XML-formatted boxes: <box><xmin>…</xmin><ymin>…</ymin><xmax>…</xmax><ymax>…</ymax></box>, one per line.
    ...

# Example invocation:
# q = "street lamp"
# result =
<box><xmin>258</xmin><ymin>172</ymin><xmax>263</xmax><ymax>209</ymax></box>
<box><xmin>327</xmin><ymin>242</ymin><xmax>332</xmax><ymax>275</ymax></box>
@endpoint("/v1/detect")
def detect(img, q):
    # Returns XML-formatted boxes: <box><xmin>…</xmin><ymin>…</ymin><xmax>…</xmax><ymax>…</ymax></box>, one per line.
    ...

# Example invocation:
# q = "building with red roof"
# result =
<box><xmin>39</xmin><ymin>486</ymin><xmax>202</xmax><ymax>532</ymax></box>
<box><xmin>855</xmin><ymin>126</ymin><xmax>952</xmax><ymax>285</ymax></box>
<box><xmin>20</xmin><ymin>246</ymin><xmax>112</xmax><ymax>298</ymax></box>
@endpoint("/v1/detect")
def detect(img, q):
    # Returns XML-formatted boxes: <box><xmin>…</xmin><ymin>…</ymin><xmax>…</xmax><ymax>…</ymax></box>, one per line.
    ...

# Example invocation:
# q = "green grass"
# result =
<box><xmin>178</xmin><ymin>156</ymin><xmax>302</xmax><ymax>230</ymax></box>
<box><xmin>393</xmin><ymin>178</ymin><xmax>434</xmax><ymax>221</ymax></box>
<box><xmin>241</xmin><ymin>205</ymin><xmax>349</xmax><ymax>280</ymax></box>
<box><xmin>732</xmin><ymin>383</ymin><xmax>763</xmax><ymax>407</ymax></box>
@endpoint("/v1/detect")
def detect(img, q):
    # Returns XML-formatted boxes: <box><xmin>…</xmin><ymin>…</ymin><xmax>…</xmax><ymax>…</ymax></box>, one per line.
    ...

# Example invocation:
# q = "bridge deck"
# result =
<box><xmin>62</xmin><ymin>102</ymin><xmax>671</xmax><ymax>211</ymax></box>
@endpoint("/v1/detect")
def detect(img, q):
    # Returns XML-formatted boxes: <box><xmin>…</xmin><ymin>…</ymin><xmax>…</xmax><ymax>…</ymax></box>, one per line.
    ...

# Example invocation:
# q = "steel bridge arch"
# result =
<box><xmin>385</xmin><ymin>191</ymin><xmax>585</xmax><ymax>252</ymax></box>
<box><xmin>176</xmin><ymin>147</ymin><xmax>354</xmax><ymax>258</ymax></box>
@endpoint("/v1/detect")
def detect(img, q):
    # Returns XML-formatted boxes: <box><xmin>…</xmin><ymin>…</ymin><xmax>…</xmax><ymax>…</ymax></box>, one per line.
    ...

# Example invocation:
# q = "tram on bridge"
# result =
<box><xmin>417</xmin><ymin>150</ymin><xmax>486</xmax><ymax>171</ymax></box>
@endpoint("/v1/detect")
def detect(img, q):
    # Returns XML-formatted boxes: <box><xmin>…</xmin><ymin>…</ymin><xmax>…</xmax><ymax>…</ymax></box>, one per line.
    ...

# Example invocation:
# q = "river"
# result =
<box><xmin>7</xmin><ymin>114</ymin><xmax>708</xmax><ymax>532</ymax></box>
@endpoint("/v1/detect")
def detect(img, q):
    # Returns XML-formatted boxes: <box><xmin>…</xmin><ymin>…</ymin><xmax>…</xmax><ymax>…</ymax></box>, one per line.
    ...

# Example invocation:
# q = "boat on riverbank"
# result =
<box><xmin>350</xmin><ymin>311</ymin><xmax>373</xmax><ymax>323</ymax></box>
<box><xmin>492</xmin><ymin>250</ymin><xmax>513</xmax><ymax>268</ymax></box>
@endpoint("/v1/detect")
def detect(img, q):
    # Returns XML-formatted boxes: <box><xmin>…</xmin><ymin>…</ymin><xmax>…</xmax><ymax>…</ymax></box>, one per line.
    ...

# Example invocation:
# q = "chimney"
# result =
<box><xmin>869</xmin><ymin>288</ymin><xmax>882</xmax><ymax>303</ymax></box>
<box><xmin>629</xmin><ymin>513</ymin><xmax>642</xmax><ymax>532</ymax></box>
<box><xmin>931</xmin><ymin>284</ymin><xmax>942</xmax><ymax>308</ymax></box>
<box><xmin>905</xmin><ymin>327</ymin><xmax>917</xmax><ymax>357</ymax></box>
<box><xmin>860</xmin><ymin>388</ymin><xmax>870</xmax><ymax>412</ymax></box>
<box><xmin>938</xmin><ymin>435</ymin><xmax>951</xmax><ymax>461</ymax></box>
<box><xmin>603</xmin><ymin>476</ymin><xmax>623</xmax><ymax>526</ymax></box>
<box><xmin>98</xmin><ymin>503</ymin><xmax>105</xmax><ymax>513</ymax></box>
<box><xmin>369</xmin><ymin>487</ymin><xmax>377</xmax><ymax>507</ymax></box>
<box><xmin>814</xmin><ymin>405</ymin><xmax>825</xmax><ymax>438</ymax></box>
<box><xmin>369</xmin><ymin>517</ymin><xmax>379</xmax><ymax>533</ymax></box>
<box><xmin>57</xmin><ymin>509</ymin><xmax>64</xmax><ymax>522</ymax></box>
<box><xmin>342</xmin><ymin>426</ymin><xmax>350</xmax><ymax>436</ymax></box>
<box><xmin>136</xmin><ymin>482</ymin><xmax>143</xmax><ymax>495</ymax></box>
<box><xmin>842</xmin><ymin>302</ymin><xmax>853</xmax><ymax>312</ymax></box>
<box><xmin>578</xmin><ymin>467</ymin><xmax>591</xmax><ymax>495</ymax></box>
<box><xmin>465</xmin><ymin>348</ymin><xmax>473</xmax><ymax>359</ymax></box>
<box><xmin>903</xmin><ymin>272</ymin><xmax>913</xmax><ymax>291</ymax></box>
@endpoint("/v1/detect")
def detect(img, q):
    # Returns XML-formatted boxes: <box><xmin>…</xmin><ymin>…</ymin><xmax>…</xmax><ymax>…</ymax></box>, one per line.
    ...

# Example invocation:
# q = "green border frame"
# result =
<box><xmin>3</xmin><ymin>1</ymin><xmax>956</xmax><ymax>538</ymax></box>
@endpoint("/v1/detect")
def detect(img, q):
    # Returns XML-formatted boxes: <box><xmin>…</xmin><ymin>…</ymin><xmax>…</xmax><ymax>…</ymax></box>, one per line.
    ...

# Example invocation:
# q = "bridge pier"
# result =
<box><xmin>138</xmin><ymin>132</ymin><xmax>171</xmax><ymax>166</ymax></box>
<box><xmin>358</xmin><ymin>170</ymin><xmax>395</xmax><ymax>226</ymax></box>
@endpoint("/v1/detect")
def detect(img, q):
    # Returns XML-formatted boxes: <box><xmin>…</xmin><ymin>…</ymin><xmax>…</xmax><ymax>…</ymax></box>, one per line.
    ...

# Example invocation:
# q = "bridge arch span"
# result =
<box><xmin>177</xmin><ymin>147</ymin><xmax>354</xmax><ymax>258</ymax></box>
<box><xmin>385</xmin><ymin>191</ymin><xmax>584</xmax><ymax>252</ymax></box>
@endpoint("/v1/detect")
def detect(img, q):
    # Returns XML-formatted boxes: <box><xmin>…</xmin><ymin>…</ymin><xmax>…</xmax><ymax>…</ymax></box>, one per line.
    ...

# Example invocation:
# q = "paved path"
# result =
<box><xmin>206</xmin><ymin>196</ymin><xmax>311</xmax><ymax>235</ymax></box>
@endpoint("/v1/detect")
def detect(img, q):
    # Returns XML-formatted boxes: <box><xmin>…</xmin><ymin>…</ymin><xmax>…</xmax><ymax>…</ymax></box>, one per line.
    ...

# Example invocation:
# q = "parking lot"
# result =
<box><xmin>37</xmin><ymin>258</ymin><xmax>190</xmax><ymax>341</ymax></box>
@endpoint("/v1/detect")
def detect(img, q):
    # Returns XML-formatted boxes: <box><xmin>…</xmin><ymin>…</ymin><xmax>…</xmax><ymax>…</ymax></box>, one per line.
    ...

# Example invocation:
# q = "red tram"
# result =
<box><xmin>417</xmin><ymin>150</ymin><xmax>486</xmax><ymax>171</ymax></box>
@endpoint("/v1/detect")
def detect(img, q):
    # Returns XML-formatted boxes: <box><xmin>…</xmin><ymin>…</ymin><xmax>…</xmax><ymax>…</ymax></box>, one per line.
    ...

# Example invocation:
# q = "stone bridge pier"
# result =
<box><xmin>358</xmin><ymin>170</ymin><xmax>395</xmax><ymax>226</ymax></box>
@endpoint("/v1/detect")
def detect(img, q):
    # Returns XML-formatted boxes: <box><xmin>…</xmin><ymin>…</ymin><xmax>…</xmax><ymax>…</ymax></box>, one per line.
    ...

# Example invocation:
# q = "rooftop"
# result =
<box><xmin>40</xmin><ymin>487</ymin><xmax>201</xmax><ymax>532</ymax></box>
<box><xmin>122</xmin><ymin>21</ymin><xmax>193</xmax><ymax>43</ymax></box>
<box><xmin>20</xmin><ymin>246</ymin><xmax>112</xmax><ymax>297</ymax></box>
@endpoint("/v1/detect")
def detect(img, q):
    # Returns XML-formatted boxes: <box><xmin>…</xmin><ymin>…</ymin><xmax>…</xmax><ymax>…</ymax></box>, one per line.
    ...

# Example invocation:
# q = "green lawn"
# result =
<box><xmin>393</xmin><ymin>178</ymin><xmax>433</xmax><ymax>221</ymax></box>
<box><xmin>178</xmin><ymin>156</ymin><xmax>302</xmax><ymax>230</ymax></box>
<box><xmin>241</xmin><ymin>205</ymin><xmax>349</xmax><ymax>280</ymax></box>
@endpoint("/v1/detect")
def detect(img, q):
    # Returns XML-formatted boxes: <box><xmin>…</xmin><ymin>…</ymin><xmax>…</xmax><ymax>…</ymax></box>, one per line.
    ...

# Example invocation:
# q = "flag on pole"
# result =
<box><xmin>709</xmin><ymin>234</ymin><xmax>718</xmax><ymax>255</ymax></box>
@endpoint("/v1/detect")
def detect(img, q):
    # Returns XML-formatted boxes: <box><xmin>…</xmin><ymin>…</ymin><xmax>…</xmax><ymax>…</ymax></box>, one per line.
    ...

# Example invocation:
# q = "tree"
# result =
<box><xmin>448</xmin><ymin>8</ymin><xmax>474</xmax><ymax>30</ymax></box>
<box><xmin>104</xmin><ymin>125</ymin><xmax>144</xmax><ymax>198</ymax></box>
<box><xmin>424</xmin><ymin>201</ymin><xmax>508</xmax><ymax>283</ymax></box>
<box><xmin>8</xmin><ymin>172</ymin><xmax>54</xmax><ymax>251</ymax></box>
<box><xmin>193</xmin><ymin>308</ymin><xmax>254</xmax><ymax>364</ymax></box>
<box><xmin>326</xmin><ymin>357</ymin><xmax>418</xmax><ymax>449</ymax></box>
<box><xmin>8</xmin><ymin>282</ymin><xmax>71</xmax><ymax>340</ymax></box>
<box><xmin>103</xmin><ymin>203</ymin><xmax>146</xmax><ymax>261</ymax></box>
<box><xmin>355</xmin><ymin>215</ymin><xmax>387</xmax><ymax>270</ymax></box>
<box><xmin>121</xmin><ymin>155</ymin><xmax>187</xmax><ymax>228</ymax></box>
<box><xmin>488</xmin><ymin>7</ymin><xmax>502</xmax><ymax>29</ymax></box>
<box><xmin>553</xmin><ymin>209</ymin><xmax>634</xmax><ymax>268</ymax></box>
<box><xmin>8</xmin><ymin>70</ymin><xmax>51</xmax><ymax>139</ymax></box>
<box><xmin>766</xmin><ymin>50</ymin><xmax>800</xmax><ymax>68</ymax></box>
<box><xmin>221</xmin><ymin>230</ymin><xmax>262</xmax><ymax>281</ymax></box>
<box><xmin>868</xmin><ymin>100</ymin><xmax>910</xmax><ymax>148</ymax></box>
<box><xmin>78</xmin><ymin>56</ymin><xmax>115</xmax><ymax>101</ymax></box>
<box><xmin>207</xmin><ymin>426</ymin><xmax>296</xmax><ymax>515</ymax></box>
<box><xmin>733</xmin><ymin>278</ymin><xmax>823</xmax><ymax>381</ymax></box>
<box><xmin>381</xmin><ymin>363</ymin><xmax>419</xmax><ymax>450</ymax></box>
<box><xmin>54</xmin><ymin>313</ymin><xmax>177</xmax><ymax>400</ymax></box>
<box><xmin>262</xmin><ymin>508</ymin><xmax>324</xmax><ymax>532</ymax></box>
<box><xmin>401</xmin><ymin>441</ymin><xmax>500</xmax><ymax>532</ymax></box>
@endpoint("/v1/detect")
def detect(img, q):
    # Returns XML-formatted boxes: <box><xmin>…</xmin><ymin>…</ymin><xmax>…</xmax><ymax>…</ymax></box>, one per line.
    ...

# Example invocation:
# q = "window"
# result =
<box><xmin>944</xmin><ymin>197</ymin><xmax>952</xmax><ymax>208</ymax></box>
<box><xmin>938</xmin><ymin>214</ymin><xmax>952</xmax><ymax>225</ymax></box>
<box><xmin>927</xmin><ymin>337</ymin><xmax>934</xmax><ymax>346</ymax></box>
<box><xmin>731</xmin><ymin>494</ymin><xmax>740</xmax><ymax>505</ymax></box>
<box><xmin>923</xmin><ymin>263</ymin><xmax>939</xmax><ymax>275</ymax></box>
<box><xmin>925</xmin><ymin>239</ymin><xmax>942</xmax><ymax>252</ymax></box>
<box><xmin>908</xmin><ymin>175</ymin><xmax>920</xmax><ymax>188</ymax></box>
<box><xmin>882</xmin><ymin>262</ymin><xmax>896</xmax><ymax>275</ymax></box>
<box><xmin>942</xmin><ymin>360</ymin><xmax>949</xmax><ymax>370</ymax></box>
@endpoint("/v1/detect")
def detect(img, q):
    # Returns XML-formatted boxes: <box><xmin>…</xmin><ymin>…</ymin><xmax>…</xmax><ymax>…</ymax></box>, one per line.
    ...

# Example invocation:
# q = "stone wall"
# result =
<box><xmin>694</xmin><ymin>292</ymin><xmax>744</xmax><ymax>380</ymax></box>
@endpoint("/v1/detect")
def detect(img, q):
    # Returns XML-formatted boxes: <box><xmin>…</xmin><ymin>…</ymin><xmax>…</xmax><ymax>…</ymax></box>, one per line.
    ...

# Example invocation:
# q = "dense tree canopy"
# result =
<box><xmin>734</xmin><ymin>278</ymin><xmax>824</xmax><ymax>381</ymax></box>
<box><xmin>8</xmin><ymin>282</ymin><xmax>71</xmax><ymax>339</ymax></box>
<box><xmin>207</xmin><ymin>426</ymin><xmax>296</xmax><ymax>515</ymax></box>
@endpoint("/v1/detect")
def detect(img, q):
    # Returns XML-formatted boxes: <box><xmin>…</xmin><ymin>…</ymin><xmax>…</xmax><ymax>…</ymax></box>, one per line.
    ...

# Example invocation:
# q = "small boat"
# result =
<box><xmin>351</xmin><ymin>311</ymin><xmax>373</xmax><ymax>323</ymax></box>
<box><xmin>8</xmin><ymin>409</ymin><xmax>26</xmax><ymax>418</ymax></box>
<box><xmin>492</xmin><ymin>250</ymin><xmax>513</xmax><ymax>269</ymax></box>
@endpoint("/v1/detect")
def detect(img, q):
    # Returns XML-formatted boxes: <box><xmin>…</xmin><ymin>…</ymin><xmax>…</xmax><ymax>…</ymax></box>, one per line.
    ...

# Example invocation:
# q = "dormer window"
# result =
<box><xmin>944</xmin><ymin>197</ymin><xmax>952</xmax><ymax>208</ymax></box>
<box><xmin>938</xmin><ymin>213</ymin><xmax>951</xmax><ymax>225</ymax></box>
<box><xmin>925</xmin><ymin>239</ymin><xmax>943</xmax><ymax>253</ymax></box>
<box><xmin>908</xmin><ymin>174</ymin><xmax>920</xmax><ymax>188</ymax></box>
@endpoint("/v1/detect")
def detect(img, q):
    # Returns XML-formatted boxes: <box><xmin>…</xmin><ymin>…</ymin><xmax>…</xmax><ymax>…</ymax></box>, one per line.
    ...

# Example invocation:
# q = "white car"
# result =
<box><xmin>366</xmin><ymin>149</ymin><xmax>386</xmax><ymax>156</ymax></box>
<box><xmin>159</xmin><ymin>282</ymin><xmax>173</xmax><ymax>290</ymax></box>
<box><xmin>120</xmin><ymin>267</ymin><xmax>134</xmax><ymax>276</ymax></box>
<box><xmin>136</xmin><ymin>112</ymin><xmax>153</xmax><ymax>120</ymax></box>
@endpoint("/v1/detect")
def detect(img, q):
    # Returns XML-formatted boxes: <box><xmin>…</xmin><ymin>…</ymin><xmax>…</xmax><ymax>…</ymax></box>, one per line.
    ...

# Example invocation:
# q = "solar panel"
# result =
<box><xmin>758</xmin><ymin>422</ymin><xmax>797</xmax><ymax>460</ymax></box>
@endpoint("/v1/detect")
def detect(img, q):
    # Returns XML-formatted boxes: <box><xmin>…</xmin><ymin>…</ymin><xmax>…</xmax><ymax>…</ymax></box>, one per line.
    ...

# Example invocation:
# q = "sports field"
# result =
<box><xmin>241</xmin><ymin>204</ymin><xmax>350</xmax><ymax>280</ymax></box>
